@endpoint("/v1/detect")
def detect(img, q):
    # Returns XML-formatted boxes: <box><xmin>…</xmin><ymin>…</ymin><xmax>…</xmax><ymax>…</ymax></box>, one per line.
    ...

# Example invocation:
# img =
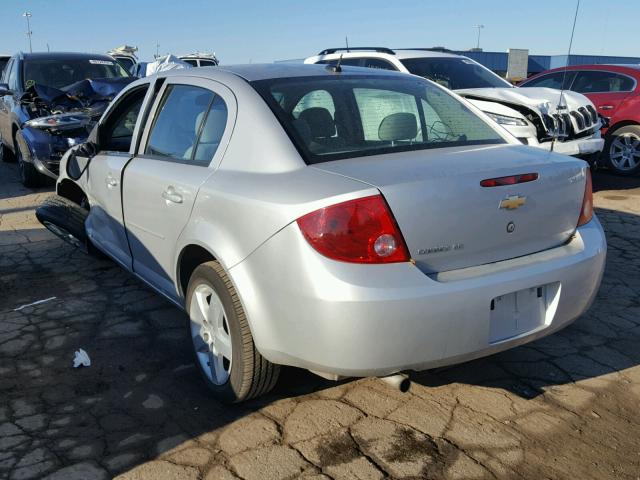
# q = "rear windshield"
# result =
<box><xmin>23</xmin><ymin>57</ymin><xmax>130</xmax><ymax>90</ymax></box>
<box><xmin>252</xmin><ymin>74</ymin><xmax>505</xmax><ymax>164</ymax></box>
<box><xmin>401</xmin><ymin>57</ymin><xmax>512</xmax><ymax>90</ymax></box>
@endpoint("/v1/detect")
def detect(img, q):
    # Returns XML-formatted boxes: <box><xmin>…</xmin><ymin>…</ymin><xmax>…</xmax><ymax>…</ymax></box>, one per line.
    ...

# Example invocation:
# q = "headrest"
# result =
<box><xmin>378</xmin><ymin>112</ymin><xmax>418</xmax><ymax>141</ymax></box>
<box><xmin>297</xmin><ymin>107</ymin><xmax>336</xmax><ymax>138</ymax></box>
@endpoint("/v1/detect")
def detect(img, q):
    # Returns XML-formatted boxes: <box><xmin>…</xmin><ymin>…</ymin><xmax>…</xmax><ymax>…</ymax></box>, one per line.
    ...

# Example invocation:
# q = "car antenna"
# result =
<box><xmin>552</xmin><ymin>0</ymin><xmax>580</xmax><ymax>153</ymax></box>
<box><xmin>331</xmin><ymin>54</ymin><xmax>344</xmax><ymax>73</ymax></box>
<box><xmin>345</xmin><ymin>35</ymin><xmax>350</xmax><ymax>52</ymax></box>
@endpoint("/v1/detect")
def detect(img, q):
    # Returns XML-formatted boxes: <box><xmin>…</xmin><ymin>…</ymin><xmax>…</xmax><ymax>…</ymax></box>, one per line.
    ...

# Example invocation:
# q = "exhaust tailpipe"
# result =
<box><xmin>380</xmin><ymin>373</ymin><xmax>411</xmax><ymax>393</ymax></box>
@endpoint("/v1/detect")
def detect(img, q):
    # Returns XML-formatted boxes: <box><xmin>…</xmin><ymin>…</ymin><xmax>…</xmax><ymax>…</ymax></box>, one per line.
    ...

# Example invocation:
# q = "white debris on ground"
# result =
<box><xmin>73</xmin><ymin>348</ymin><xmax>91</xmax><ymax>368</ymax></box>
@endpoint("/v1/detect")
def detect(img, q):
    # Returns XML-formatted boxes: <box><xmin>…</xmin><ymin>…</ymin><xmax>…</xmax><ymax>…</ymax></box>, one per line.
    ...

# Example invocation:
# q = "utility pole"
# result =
<box><xmin>23</xmin><ymin>12</ymin><xmax>33</xmax><ymax>53</ymax></box>
<box><xmin>473</xmin><ymin>24</ymin><xmax>484</xmax><ymax>50</ymax></box>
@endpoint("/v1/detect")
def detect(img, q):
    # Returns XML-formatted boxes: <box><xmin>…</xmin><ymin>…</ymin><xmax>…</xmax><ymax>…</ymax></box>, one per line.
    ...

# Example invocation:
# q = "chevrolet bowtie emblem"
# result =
<box><xmin>499</xmin><ymin>195</ymin><xmax>527</xmax><ymax>210</ymax></box>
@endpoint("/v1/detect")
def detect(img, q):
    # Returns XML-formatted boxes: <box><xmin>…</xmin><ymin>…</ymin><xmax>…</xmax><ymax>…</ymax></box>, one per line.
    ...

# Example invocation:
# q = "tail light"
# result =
<box><xmin>577</xmin><ymin>169</ymin><xmax>593</xmax><ymax>227</ymax></box>
<box><xmin>296</xmin><ymin>195</ymin><xmax>410</xmax><ymax>263</ymax></box>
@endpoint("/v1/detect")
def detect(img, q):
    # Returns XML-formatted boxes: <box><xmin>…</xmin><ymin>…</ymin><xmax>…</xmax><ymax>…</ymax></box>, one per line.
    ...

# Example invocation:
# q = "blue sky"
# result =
<box><xmin>0</xmin><ymin>0</ymin><xmax>637</xmax><ymax>64</ymax></box>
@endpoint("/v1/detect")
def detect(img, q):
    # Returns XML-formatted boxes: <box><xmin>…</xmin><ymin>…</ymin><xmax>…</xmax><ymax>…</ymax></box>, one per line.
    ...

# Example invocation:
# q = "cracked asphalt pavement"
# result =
<box><xmin>1</xmin><ymin>161</ymin><xmax>640</xmax><ymax>480</ymax></box>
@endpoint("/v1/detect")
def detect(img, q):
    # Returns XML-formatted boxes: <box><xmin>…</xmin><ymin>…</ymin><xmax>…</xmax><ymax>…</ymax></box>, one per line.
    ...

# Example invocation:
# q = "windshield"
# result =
<box><xmin>23</xmin><ymin>57</ymin><xmax>130</xmax><ymax>90</ymax></box>
<box><xmin>252</xmin><ymin>74</ymin><xmax>505</xmax><ymax>164</ymax></box>
<box><xmin>401</xmin><ymin>57</ymin><xmax>512</xmax><ymax>90</ymax></box>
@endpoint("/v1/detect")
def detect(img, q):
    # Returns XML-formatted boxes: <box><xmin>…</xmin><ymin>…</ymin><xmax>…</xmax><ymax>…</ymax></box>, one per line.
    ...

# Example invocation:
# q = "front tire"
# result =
<box><xmin>15</xmin><ymin>130</ymin><xmax>44</xmax><ymax>187</ymax></box>
<box><xmin>36</xmin><ymin>195</ymin><xmax>93</xmax><ymax>254</ymax></box>
<box><xmin>604</xmin><ymin>125</ymin><xmax>640</xmax><ymax>176</ymax></box>
<box><xmin>0</xmin><ymin>137</ymin><xmax>14</xmax><ymax>163</ymax></box>
<box><xmin>186</xmin><ymin>261</ymin><xmax>280</xmax><ymax>403</ymax></box>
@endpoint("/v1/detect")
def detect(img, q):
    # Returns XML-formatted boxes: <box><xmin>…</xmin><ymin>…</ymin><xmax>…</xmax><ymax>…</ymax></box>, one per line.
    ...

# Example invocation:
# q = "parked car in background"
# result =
<box><xmin>0</xmin><ymin>52</ymin><xmax>133</xmax><ymax>186</ymax></box>
<box><xmin>521</xmin><ymin>64</ymin><xmax>640</xmax><ymax>175</ymax></box>
<box><xmin>38</xmin><ymin>64</ymin><xmax>605</xmax><ymax>402</ymax></box>
<box><xmin>179</xmin><ymin>52</ymin><xmax>219</xmax><ymax>67</ymax></box>
<box><xmin>107</xmin><ymin>45</ymin><xmax>139</xmax><ymax>74</ymax></box>
<box><xmin>305</xmin><ymin>48</ymin><xmax>605</xmax><ymax>161</ymax></box>
<box><xmin>0</xmin><ymin>55</ymin><xmax>10</xmax><ymax>76</ymax></box>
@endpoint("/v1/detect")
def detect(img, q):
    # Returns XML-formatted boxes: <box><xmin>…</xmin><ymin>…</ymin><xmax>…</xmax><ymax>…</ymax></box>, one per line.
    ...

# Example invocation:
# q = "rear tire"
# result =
<box><xmin>36</xmin><ymin>194</ymin><xmax>100</xmax><ymax>256</ymax></box>
<box><xmin>15</xmin><ymin>130</ymin><xmax>44</xmax><ymax>187</ymax></box>
<box><xmin>186</xmin><ymin>261</ymin><xmax>280</xmax><ymax>403</ymax></box>
<box><xmin>604</xmin><ymin>125</ymin><xmax>640</xmax><ymax>176</ymax></box>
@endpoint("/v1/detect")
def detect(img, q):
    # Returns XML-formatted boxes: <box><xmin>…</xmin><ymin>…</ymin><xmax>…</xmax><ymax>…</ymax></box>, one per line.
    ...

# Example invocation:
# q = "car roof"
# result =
<box><xmin>312</xmin><ymin>48</ymin><xmax>463</xmax><ymax>60</ymax></box>
<box><xmin>535</xmin><ymin>64</ymin><xmax>640</xmax><ymax>75</ymax></box>
<box><xmin>19</xmin><ymin>51</ymin><xmax>118</xmax><ymax>61</ymax></box>
<box><xmin>158</xmin><ymin>63</ymin><xmax>406</xmax><ymax>82</ymax></box>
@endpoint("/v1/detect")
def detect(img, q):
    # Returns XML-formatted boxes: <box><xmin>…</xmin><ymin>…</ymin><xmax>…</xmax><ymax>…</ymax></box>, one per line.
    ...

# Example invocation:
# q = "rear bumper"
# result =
<box><xmin>230</xmin><ymin>217</ymin><xmax>606</xmax><ymax>377</ymax></box>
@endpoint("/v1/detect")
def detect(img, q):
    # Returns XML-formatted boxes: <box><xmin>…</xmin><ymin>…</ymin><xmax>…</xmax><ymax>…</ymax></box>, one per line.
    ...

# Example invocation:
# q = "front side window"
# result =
<box><xmin>520</xmin><ymin>71</ymin><xmax>576</xmax><ymax>90</ymax></box>
<box><xmin>253</xmin><ymin>75</ymin><xmax>505</xmax><ymax>164</ymax></box>
<box><xmin>101</xmin><ymin>87</ymin><xmax>148</xmax><ymax>152</ymax></box>
<box><xmin>571</xmin><ymin>70</ymin><xmax>635</xmax><ymax>93</ymax></box>
<box><xmin>22</xmin><ymin>57</ymin><xmax>129</xmax><ymax>90</ymax></box>
<box><xmin>145</xmin><ymin>84</ymin><xmax>227</xmax><ymax>164</ymax></box>
<box><xmin>400</xmin><ymin>57</ymin><xmax>512</xmax><ymax>90</ymax></box>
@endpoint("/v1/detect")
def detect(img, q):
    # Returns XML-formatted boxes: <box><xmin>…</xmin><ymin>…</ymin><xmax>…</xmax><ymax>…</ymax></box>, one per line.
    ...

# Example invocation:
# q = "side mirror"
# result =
<box><xmin>66</xmin><ymin>141</ymin><xmax>100</xmax><ymax>180</ymax></box>
<box><xmin>0</xmin><ymin>83</ymin><xmax>11</xmax><ymax>96</ymax></box>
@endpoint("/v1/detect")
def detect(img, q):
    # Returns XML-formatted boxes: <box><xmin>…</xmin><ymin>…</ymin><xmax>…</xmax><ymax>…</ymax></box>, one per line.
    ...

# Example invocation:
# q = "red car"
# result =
<box><xmin>521</xmin><ymin>64</ymin><xmax>640</xmax><ymax>175</ymax></box>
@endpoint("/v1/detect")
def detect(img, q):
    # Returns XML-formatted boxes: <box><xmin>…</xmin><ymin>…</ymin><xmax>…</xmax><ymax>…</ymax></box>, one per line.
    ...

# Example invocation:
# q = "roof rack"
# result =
<box><xmin>318</xmin><ymin>47</ymin><xmax>396</xmax><ymax>55</ymax></box>
<box><xmin>394</xmin><ymin>47</ymin><xmax>455</xmax><ymax>54</ymax></box>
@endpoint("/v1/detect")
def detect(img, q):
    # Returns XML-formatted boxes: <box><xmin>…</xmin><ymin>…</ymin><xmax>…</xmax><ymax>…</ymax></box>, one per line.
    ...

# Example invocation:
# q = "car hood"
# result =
<box><xmin>456</xmin><ymin>87</ymin><xmax>595</xmax><ymax>116</ymax></box>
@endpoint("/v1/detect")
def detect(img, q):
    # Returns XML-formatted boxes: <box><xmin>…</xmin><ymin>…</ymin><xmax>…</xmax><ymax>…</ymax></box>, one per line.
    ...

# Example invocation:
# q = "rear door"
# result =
<box><xmin>85</xmin><ymin>83</ymin><xmax>152</xmax><ymax>267</ymax></box>
<box><xmin>122</xmin><ymin>77</ymin><xmax>235</xmax><ymax>299</ymax></box>
<box><xmin>571</xmin><ymin>70</ymin><xmax>635</xmax><ymax>116</ymax></box>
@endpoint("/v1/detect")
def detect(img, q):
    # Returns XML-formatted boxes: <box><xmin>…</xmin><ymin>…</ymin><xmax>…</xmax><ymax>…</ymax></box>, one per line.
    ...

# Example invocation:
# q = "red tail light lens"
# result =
<box><xmin>296</xmin><ymin>195</ymin><xmax>410</xmax><ymax>263</ymax></box>
<box><xmin>480</xmin><ymin>173</ymin><xmax>539</xmax><ymax>187</ymax></box>
<box><xmin>577</xmin><ymin>169</ymin><xmax>593</xmax><ymax>227</ymax></box>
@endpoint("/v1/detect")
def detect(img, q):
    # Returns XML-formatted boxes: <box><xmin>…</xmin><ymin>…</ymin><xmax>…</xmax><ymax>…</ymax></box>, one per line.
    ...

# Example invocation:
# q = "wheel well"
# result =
<box><xmin>57</xmin><ymin>179</ymin><xmax>87</xmax><ymax>206</ymax></box>
<box><xmin>606</xmin><ymin>120</ymin><xmax>640</xmax><ymax>137</ymax></box>
<box><xmin>11</xmin><ymin>124</ymin><xmax>19</xmax><ymax>150</ymax></box>
<box><xmin>178</xmin><ymin>245</ymin><xmax>216</xmax><ymax>297</ymax></box>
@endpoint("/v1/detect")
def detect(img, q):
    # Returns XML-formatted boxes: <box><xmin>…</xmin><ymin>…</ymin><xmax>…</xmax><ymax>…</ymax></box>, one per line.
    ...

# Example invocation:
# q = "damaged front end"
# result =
<box><xmin>458</xmin><ymin>87</ymin><xmax>606</xmax><ymax>159</ymax></box>
<box><xmin>20</xmin><ymin>77</ymin><xmax>134</xmax><ymax>178</ymax></box>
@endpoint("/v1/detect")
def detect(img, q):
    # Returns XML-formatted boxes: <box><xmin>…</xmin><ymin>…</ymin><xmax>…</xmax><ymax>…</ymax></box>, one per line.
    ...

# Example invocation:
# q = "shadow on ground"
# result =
<box><xmin>1</xmin><ymin>191</ymin><xmax>639</xmax><ymax>478</ymax></box>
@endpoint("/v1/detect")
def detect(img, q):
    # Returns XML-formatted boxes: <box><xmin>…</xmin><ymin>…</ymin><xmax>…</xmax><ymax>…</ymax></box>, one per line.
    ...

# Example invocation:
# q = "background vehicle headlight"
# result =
<box><xmin>484</xmin><ymin>112</ymin><xmax>528</xmax><ymax>126</ymax></box>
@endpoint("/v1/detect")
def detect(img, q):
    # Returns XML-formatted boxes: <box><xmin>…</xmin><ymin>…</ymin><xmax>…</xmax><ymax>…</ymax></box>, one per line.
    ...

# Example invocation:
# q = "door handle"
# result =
<box><xmin>598</xmin><ymin>105</ymin><xmax>614</xmax><ymax>110</ymax></box>
<box><xmin>161</xmin><ymin>187</ymin><xmax>183</xmax><ymax>204</ymax></box>
<box><xmin>106</xmin><ymin>176</ymin><xmax>118</xmax><ymax>188</ymax></box>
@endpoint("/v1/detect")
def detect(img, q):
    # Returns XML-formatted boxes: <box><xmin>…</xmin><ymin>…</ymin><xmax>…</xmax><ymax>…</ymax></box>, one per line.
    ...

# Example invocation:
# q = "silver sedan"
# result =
<box><xmin>40</xmin><ymin>64</ymin><xmax>606</xmax><ymax>403</ymax></box>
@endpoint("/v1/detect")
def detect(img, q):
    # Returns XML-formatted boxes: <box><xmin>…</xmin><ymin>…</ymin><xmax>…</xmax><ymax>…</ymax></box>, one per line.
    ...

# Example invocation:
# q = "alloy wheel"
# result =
<box><xmin>189</xmin><ymin>284</ymin><xmax>233</xmax><ymax>385</ymax></box>
<box><xmin>609</xmin><ymin>133</ymin><xmax>640</xmax><ymax>172</ymax></box>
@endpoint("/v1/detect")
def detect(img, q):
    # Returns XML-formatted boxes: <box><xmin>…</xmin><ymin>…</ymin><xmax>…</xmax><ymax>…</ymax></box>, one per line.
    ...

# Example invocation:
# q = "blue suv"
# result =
<box><xmin>0</xmin><ymin>52</ymin><xmax>133</xmax><ymax>186</ymax></box>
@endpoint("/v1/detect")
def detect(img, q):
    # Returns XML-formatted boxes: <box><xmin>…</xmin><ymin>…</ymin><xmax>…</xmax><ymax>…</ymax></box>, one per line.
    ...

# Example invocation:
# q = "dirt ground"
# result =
<box><xmin>1</xmin><ymin>160</ymin><xmax>640</xmax><ymax>480</ymax></box>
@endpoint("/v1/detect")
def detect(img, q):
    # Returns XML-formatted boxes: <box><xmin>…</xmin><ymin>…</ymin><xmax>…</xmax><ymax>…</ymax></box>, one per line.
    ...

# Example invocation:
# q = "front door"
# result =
<box><xmin>122</xmin><ymin>77</ymin><xmax>233</xmax><ymax>299</ymax></box>
<box><xmin>85</xmin><ymin>85</ymin><xmax>150</xmax><ymax>268</ymax></box>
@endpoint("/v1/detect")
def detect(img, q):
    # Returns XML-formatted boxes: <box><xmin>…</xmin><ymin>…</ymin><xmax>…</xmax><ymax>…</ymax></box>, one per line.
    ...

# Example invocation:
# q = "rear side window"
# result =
<box><xmin>253</xmin><ymin>75</ymin><xmax>504</xmax><ymax>164</ymax></box>
<box><xmin>145</xmin><ymin>84</ymin><xmax>227</xmax><ymax>164</ymax></box>
<box><xmin>182</xmin><ymin>59</ymin><xmax>198</xmax><ymax>67</ymax></box>
<box><xmin>571</xmin><ymin>70</ymin><xmax>635</xmax><ymax>93</ymax></box>
<box><xmin>521</xmin><ymin>71</ymin><xmax>576</xmax><ymax>90</ymax></box>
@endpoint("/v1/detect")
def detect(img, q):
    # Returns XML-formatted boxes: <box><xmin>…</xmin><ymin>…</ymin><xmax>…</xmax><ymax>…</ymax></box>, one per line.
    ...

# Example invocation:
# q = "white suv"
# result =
<box><xmin>305</xmin><ymin>48</ymin><xmax>604</xmax><ymax>159</ymax></box>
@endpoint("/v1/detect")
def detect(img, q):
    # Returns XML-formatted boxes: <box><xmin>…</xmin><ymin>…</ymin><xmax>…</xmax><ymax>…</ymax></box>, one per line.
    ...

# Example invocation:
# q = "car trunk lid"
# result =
<box><xmin>312</xmin><ymin>144</ymin><xmax>586</xmax><ymax>273</ymax></box>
